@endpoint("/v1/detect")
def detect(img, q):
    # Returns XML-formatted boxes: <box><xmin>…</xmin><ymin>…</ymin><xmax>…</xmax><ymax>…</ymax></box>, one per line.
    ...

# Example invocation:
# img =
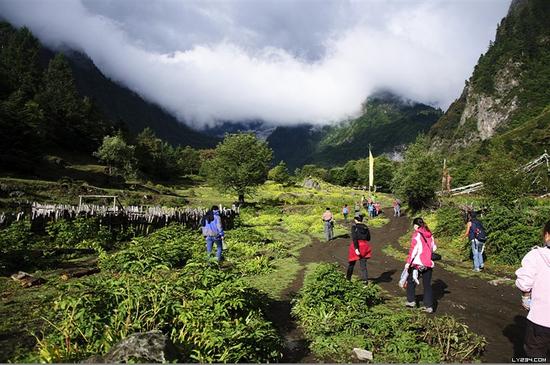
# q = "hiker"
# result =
<box><xmin>374</xmin><ymin>202</ymin><xmax>381</xmax><ymax>216</ymax></box>
<box><xmin>342</xmin><ymin>204</ymin><xmax>350</xmax><ymax>223</ymax></box>
<box><xmin>404</xmin><ymin>217</ymin><xmax>437</xmax><ymax>313</ymax></box>
<box><xmin>367</xmin><ymin>202</ymin><xmax>375</xmax><ymax>218</ymax></box>
<box><xmin>201</xmin><ymin>205</ymin><xmax>225</xmax><ymax>261</ymax></box>
<box><xmin>515</xmin><ymin>220</ymin><xmax>550</xmax><ymax>358</ymax></box>
<box><xmin>393</xmin><ymin>198</ymin><xmax>401</xmax><ymax>217</ymax></box>
<box><xmin>322</xmin><ymin>207</ymin><xmax>334</xmax><ymax>241</ymax></box>
<box><xmin>463</xmin><ymin>211</ymin><xmax>487</xmax><ymax>272</ymax></box>
<box><xmin>346</xmin><ymin>214</ymin><xmax>371</xmax><ymax>283</ymax></box>
<box><xmin>354</xmin><ymin>201</ymin><xmax>361</xmax><ymax>218</ymax></box>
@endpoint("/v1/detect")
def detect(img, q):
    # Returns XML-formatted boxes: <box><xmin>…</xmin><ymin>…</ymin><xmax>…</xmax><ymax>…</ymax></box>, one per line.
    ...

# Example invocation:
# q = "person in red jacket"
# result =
<box><xmin>346</xmin><ymin>214</ymin><xmax>371</xmax><ymax>283</ymax></box>
<box><xmin>404</xmin><ymin>217</ymin><xmax>437</xmax><ymax>313</ymax></box>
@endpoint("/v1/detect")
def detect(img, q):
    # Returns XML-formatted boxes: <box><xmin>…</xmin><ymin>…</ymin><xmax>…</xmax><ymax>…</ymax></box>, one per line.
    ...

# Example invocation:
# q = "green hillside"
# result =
<box><xmin>268</xmin><ymin>92</ymin><xmax>442</xmax><ymax>169</ymax></box>
<box><xmin>430</xmin><ymin>0</ymin><xmax>550</xmax><ymax>157</ymax></box>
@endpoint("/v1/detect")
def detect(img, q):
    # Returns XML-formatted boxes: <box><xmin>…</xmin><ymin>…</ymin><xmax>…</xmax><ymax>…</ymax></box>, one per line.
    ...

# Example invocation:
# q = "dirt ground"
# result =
<box><xmin>275</xmin><ymin>208</ymin><xmax>526</xmax><ymax>363</ymax></box>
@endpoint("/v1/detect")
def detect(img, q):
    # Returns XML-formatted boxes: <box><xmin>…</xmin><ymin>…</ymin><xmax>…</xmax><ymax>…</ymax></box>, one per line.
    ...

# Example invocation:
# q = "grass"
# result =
<box><xmin>0</xmin><ymin>269</ymin><xmax>67</xmax><ymax>362</ymax></box>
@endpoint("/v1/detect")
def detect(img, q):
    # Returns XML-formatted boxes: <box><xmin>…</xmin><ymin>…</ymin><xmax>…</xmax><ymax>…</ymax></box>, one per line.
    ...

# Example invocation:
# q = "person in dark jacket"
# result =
<box><xmin>463</xmin><ymin>211</ymin><xmax>487</xmax><ymax>272</ymax></box>
<box><xmin>346</xmin><ymin>214</ymin><xmax>371</xmax><ymax>282</ymax></box>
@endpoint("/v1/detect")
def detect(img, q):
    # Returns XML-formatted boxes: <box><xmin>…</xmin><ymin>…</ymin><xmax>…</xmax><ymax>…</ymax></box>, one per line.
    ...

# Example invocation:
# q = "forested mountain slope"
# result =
<box><xmin>430</xmin><ymin>0</ymin><xmax>550</xmax><ymax>157</ymax></box>
<box><xmin>268</xmin><ymin>92</ymin><xmax>442</xmax><ymax>169</ymax></box>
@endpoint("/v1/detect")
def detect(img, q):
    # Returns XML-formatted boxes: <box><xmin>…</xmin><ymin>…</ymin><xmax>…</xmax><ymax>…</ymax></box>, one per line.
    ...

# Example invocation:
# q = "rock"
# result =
<box><xmin>84</xmin><ymin>331</ymin><xmax>177</xmax><ymax>363</ymax></box>
<box><xmin>489</xmin><ymin>277</ymin><xmax>513</xmax><ymax>286</ymax></box>
<box><xmin>303</xmin><ymin>178</ymin><xmax>321</xmax><ymax>190</ymax></box>
<box><xmin>10</xmin><ymin>271</ymin><xmax>46</xmax><ymax>288</ymax></box>
<box><xmin>353</xmin><ymin>348</ymin><xmax>373</xmax><ymax>361</ymax></box>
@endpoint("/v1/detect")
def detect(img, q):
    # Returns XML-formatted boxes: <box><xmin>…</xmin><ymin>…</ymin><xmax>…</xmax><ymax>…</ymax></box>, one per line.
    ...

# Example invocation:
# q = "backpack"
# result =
<box><xmin>201</xmin><ymin>212</ymin><xmax>220</xmax><ymax>237</ymax></box>
<box><xmin>472</xmin><ymin>220</ymin><xmax>488</xmax><ymax>242</ymax></box>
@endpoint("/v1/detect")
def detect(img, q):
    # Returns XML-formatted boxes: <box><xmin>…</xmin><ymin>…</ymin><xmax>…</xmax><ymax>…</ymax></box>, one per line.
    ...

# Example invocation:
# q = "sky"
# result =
<box><xmin>0</xmin><ymin>0</ymin><xmax>511</xmax><ymax>128</ymax></box>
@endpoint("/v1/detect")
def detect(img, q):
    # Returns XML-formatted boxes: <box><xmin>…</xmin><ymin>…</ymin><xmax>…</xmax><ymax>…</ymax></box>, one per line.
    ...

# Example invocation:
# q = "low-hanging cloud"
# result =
<box><xmin>0</xmin><ymin>0</ymin><xmax>510</xmax><ymax>128</ymax></box>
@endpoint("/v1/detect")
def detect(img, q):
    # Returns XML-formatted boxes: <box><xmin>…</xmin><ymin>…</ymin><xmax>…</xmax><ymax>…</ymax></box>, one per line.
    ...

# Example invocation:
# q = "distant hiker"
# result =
<box><xmin>342</xmin><ymin>204</ymin><xmax>350</xmax><ymax>223</ymax></box>
<box><xmin>346</xmin><ymin>214</ymin><xmax>371</xmax><ymax>283</ymax></box>
<box><xmin>404</xmin><ymin>217</ymin><xmax>437</xmax><ymax>313</ymax></box>
<box><xmin>464</xmin><ymin>211</ymin><xmax>487</xmax><ymax>272</ymax></box>
<box><xmin>367</xmin><ymin>203</ymin><xmax>375</xmax><ymax>218</ymax></box>
<box><xmin>322</xmin><ymin>207</ymin><xmax>334</xmax><ymax>241</ymax></box>
<box><xmin>201</xmin><ymin>205</ymin><xmax>225</xmax><ymax>261</ymax></box>
<box><xmin>515</xmin><ymin>220</ymin><xmax>550</xmax><ymax>358</ymax></box>
<box><xmin>393</xmin><ymin>198</ymin><xmax>401</xmax><ymax>217</ymax></box>
<box><xmin>374</xmin><ymin>202</ymin><xmax>381</xmax><ymax>216</ymax></box>
<box><xmin>354</xmin><ymin>202</ymin><xmax>361</xmax><ymax>218</ymax></box>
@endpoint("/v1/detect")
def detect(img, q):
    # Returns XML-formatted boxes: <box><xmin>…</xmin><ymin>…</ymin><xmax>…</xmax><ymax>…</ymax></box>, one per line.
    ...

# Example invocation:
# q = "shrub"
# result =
<box><xmin>36</xmin><ymin>265</ymin><xmax>282</xmax><ymax>363</ymax></box>
<box><xmin>0</xmin><ymin>220</ymin><xmax>33</xmax><ymax>252</ymax></box>
<box><xmin>481</xmin><ymin>202</ymin><xmax>542</xmax><ymax>265</ymax></box>
<box><xmin>292</xmin><ymin>264</ymin><xmax>486</xmax><ymax>362</ymax></box>
<box><xmin>434</xmin><ymin>205</ymin><xmax>465</xmax><ymax>238</ymax></box>
<box><xmin>98</xmin><ymin>224</ymin><xmax>196</xmax><ymax>273</ymax></box>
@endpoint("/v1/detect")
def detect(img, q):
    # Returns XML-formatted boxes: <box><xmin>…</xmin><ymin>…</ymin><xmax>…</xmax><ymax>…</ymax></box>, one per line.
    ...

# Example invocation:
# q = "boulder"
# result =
<box><xmin>303</xmin><ymin>178</ymin><xmax>321</xmax><ymax>190</ymax></box>
<box><xmin>84</xmin><ymin>331</ymin><xmax>177</xmax><ymax>363</ymax></box>
<box><xmin>353</xmin><ymin>348</ymin><xmax>373</xmax><ymax>361</ymax></box>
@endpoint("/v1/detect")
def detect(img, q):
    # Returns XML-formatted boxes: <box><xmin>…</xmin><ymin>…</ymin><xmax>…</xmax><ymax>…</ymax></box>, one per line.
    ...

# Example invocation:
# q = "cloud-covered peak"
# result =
<box><xmin>0</xmin><ymin>0</ymin><xmax>510</xmax><ymax>128</ymax></box>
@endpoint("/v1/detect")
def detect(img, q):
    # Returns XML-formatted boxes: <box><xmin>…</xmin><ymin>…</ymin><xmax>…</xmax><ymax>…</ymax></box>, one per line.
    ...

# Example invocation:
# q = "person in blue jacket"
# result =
<box><xmin>202</xmin><ymin>205</ymin><xmax>225</xmax><ymax>261</ymax></box>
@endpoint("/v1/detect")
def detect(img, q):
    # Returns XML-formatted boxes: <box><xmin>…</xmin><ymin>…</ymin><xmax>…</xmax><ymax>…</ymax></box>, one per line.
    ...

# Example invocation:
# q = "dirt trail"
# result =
<box><xmin>297</xmin><ymin>208</ymin><xmax>526</xmax><ymax>363</ymax></box>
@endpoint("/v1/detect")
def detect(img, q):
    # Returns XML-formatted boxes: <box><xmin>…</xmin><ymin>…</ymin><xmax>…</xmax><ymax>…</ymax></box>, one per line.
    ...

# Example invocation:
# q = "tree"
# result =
<box><xmin>295</xmin><ymin>164</ymin><xmax>329</xmax><ymax>181</ymax></box>
<box><xmin>268</xmin><ymin>161</ymin><xmax>290</xmax><ymax>184</ymax></box>
<box><xmin>392</xmin><ymin>136</ymin><xmax>439</xmax><ymax>211</ymax></box>
<box><xmin>94</xmin><ymin>135</ymin><xmax>136</xmax><ymax>177</ymax></box>
<box><xmin>176</xmin><ymin>146</ymin><xmax>201</xmax><ymax>175</ymax></box>
<box><xmin>202</xmin><ymin>133</ymin><xmax>273</xmax><ymax>204</ymax></box>
<box><xmin>135</xmin><ymin>128</ymin><xmax>178</xmax><ymax>179</ymax></box>
<box><xmin>341</xmin><ymin>160</ymin><xmax>359</xmax><ymax>186</ymax></box>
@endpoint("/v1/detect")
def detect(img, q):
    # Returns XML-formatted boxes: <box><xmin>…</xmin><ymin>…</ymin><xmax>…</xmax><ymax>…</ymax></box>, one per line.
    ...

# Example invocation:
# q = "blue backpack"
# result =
<box><xmin>472</xmin><ymin>220</ymin><xmax>488</xmax><ymax>242</ymax></box>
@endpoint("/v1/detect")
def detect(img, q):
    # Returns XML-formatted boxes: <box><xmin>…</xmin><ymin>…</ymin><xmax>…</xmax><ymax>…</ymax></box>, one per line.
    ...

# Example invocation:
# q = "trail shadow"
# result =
<box><xmin>503</xmin><ymin>315</ymin><xmax>527</xmax><ymax>358</ymax></box>
<box><xmin>372</xmin><ymin>269</ymin><xmax>396</xmax><ymax>284</ymax></box>
<box><xmin>265</xmin><ymin>299</ymin><xmax>311</xmax><ymax>362</ymax></box>
<box><xmin>432</xmin><ymin>279</ymin><xmax>450</xmax><ymax>312</ymax></box>
<box><xmin>332</xmin><ymin>233</ymin><xmax>350</xmax><ymax>240</ymax></box>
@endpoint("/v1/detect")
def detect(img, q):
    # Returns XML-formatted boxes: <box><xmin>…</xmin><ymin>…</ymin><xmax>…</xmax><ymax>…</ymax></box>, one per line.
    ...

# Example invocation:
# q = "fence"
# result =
<box><xmin>1</xmin><ymin>202</ymin><xmax>239</xmax><ymax>235</ymax></box>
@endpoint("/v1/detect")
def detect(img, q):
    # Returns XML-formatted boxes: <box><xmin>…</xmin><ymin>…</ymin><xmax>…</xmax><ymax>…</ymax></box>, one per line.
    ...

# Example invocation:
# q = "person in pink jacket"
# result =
<box><xmin>404</xmin><ymin>217</ymin><xmax>437</xmax><ymax>313</ymax></box>
<box><xmin>515</xmin><ymin>220</ymin><xmax>550</xmax><ymax>358</ymax></box>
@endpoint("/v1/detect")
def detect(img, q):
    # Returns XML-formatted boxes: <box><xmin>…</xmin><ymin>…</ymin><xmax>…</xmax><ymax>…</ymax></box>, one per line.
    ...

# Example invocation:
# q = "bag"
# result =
<box><xmin>419</xmin><ymin>232</ymin><xmax>441</xmax><ymax>262</ymax></box>
<box><xmin>398</xmin><ymin>267</ymin><xmax>409</xmax><ymax>288</ymax></box>
<box><xmin>473</xmin><ymin>221</ymin><xmax>488</xmax><ymax>242</ymax></box>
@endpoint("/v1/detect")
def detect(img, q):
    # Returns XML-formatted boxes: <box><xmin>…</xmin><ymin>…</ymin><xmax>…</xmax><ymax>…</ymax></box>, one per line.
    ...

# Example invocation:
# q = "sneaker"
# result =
<box><xmin>423</xmin><ymin>307</ymin><xmax>434</xmax><ymax>314</ymax></box>
<box><xmin>405</xmin><ymin>301</ymin><xmax>416</xmax><ymax>308</ymax></box>
<box><xmin>472</xmin><ymin>268</ymin><xmax>481</xmax><ymax>272</ymax></box>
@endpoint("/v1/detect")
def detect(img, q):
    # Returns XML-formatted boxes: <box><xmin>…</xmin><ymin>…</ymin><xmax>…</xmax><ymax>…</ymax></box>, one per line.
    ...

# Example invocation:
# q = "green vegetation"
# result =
<box><xmin>292</xmin><ymin>264</ymin><xmax>486</xmax><ymax>362</ymax></box>
<box><xmin>268</xmin><ymin>92</ymin><xmax>443</xmax><ymax>169</ymax></box>
<box><xmin>392</xmin><ymin>136</ymin><xmax>439</xmax><ymax>211</ymax></box>
<box><xmin>202</xmin><ymin>133</ymin><xmax>273</xmax><ymax>204</ymax></box>
<box><xmin>268</xmin><ymin>161</ymin><xmax>291</xmax><ymax>184</ymax></box>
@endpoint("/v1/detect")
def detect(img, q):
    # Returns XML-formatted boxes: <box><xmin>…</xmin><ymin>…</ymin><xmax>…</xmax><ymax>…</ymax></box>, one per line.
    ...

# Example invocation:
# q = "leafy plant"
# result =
<box><xmin>98</xmin><ymin>224</ymin><xmax>197</xmax><ymax>273</ymax></box>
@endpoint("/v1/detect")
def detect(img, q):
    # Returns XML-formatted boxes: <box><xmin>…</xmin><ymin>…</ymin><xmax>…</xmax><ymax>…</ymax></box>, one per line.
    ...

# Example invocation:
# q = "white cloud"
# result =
<box><xmin>0</xmin><ymin>0</ymin><xmax>510</xmax><ymax>127</ymax></box>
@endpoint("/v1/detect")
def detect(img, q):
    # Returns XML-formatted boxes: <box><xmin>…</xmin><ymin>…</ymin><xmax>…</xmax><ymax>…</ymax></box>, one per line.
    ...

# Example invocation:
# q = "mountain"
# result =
<box><xmin>64</xmin><ymin>51</ymin><xmax>217</xmax><ymax>149</ymax></box>
<box><xmin>202</xmin><ymin>120</ymin><xmax>276</xmax><ymax>140</ymax></box>
<box><xmin>267</xmin><ymin>91</ymin><xmax>443</xmax><ymax>169</ymax></box>
<box><xmin>430</xmin><ymin>0</ymin><xmax>550</xmax><ymax>157</ymax></box>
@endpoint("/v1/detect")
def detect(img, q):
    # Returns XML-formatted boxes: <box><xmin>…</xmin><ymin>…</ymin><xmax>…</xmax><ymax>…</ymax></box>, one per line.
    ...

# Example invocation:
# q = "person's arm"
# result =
<box><xmin>351</xmin><ymin>226</ymin><xmax>360</xmax><ymax>251</ymax></box>
<box><xmin>516</xmin><ymin>251</ymin><xmax>537</xmax><ymax>293</ymax></box>
<box><xmin>365</xmin><ymin>226</ymin><xmax>371</xmax><ymax>241</ymax></box>
<box><xmin>463</xmin><ymin>222</ymin><xmax>471</xmax><ymax>238</ymax></box>
<box><xmin>216</xmin><ymin>216</ymin><xmax>224</xmax><ymax>238</ymax></box>
<box><xmin>516</xmin><ymin>250</ymin><xmax>537</xmax><ymax>310</ymax></box>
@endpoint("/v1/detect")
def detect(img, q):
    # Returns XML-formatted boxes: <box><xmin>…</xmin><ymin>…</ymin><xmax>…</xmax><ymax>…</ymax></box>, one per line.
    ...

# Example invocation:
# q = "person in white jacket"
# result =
<box><xmin>515</xmin><ymin>220</ymin><xmax>550</xmax><ymax>358</ymax></box>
